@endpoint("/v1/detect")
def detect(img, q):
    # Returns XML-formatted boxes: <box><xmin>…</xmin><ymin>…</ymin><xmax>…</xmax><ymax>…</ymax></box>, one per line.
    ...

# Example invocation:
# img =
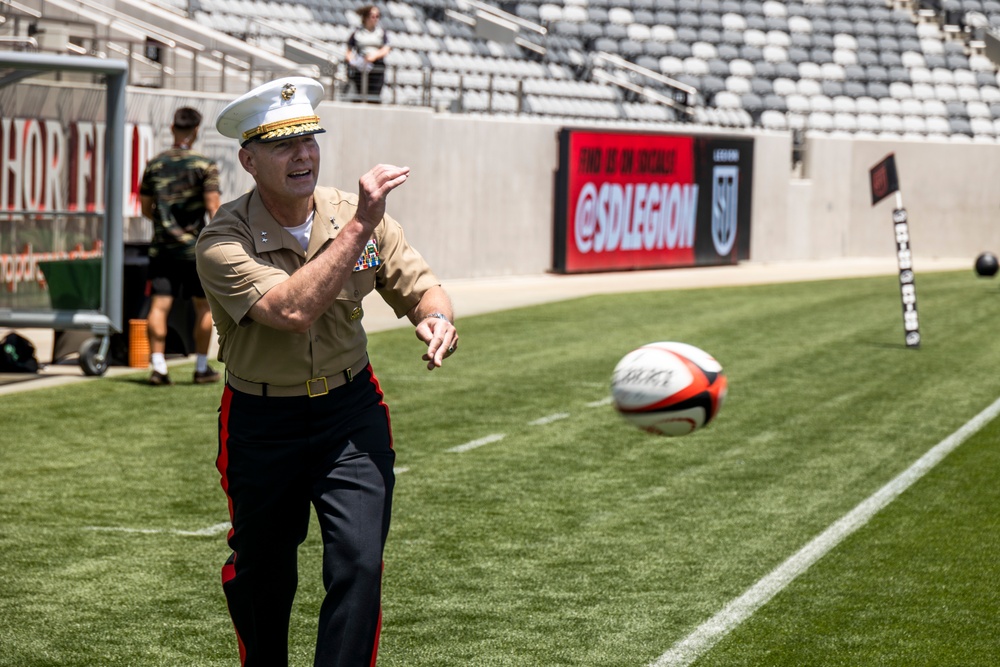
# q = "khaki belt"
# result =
<box><xmin>226</xmin><ymin>354</ymin><xmax>369</xmax><ymax>398</ymax></box>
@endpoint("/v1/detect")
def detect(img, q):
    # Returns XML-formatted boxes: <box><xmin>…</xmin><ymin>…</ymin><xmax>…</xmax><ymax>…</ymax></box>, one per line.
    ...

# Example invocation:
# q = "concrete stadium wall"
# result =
<box><xmin>782</xmin><ymin>137</ymin><xmax>1000</xmax><ymax>263</ymax></box>
<box><xmin>10</xmin><ymin>83</ymin><xmax>994</xmax><ymax>280</ymax></box>
<box><xmin>310</xmin><ymin>103</ymin><xmax>1000</xmax><ymax>278</ymax></box>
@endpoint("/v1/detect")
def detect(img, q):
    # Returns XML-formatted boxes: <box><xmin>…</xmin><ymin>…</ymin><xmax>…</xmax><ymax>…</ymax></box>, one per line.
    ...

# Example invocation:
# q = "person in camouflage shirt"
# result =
<box><xmin>139</xmin><ymin>107</ymin><xmax>221</xmax><ymax>386</ymax></box>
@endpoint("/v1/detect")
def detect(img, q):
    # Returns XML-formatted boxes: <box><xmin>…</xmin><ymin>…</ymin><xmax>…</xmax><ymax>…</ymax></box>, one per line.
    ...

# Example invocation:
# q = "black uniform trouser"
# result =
<box><xmin>216</xmin><ymin>366</ymin><xmax>395</xmax><ymax>667</ymax></box>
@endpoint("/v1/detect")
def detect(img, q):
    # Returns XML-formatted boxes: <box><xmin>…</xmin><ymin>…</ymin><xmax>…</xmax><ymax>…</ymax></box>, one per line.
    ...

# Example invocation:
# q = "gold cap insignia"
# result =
<box><xmin>281</xmin><ymin>83</ymin><xmax>296</xmax><ymax>101</ymax></box>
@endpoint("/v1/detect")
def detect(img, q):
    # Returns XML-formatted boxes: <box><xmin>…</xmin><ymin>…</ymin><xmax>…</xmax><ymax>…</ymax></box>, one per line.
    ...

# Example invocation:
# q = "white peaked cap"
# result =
<box><xmin>216</xmin><ymin>76</ymin><xmax>326</xmax><ymax>146</ymax></box>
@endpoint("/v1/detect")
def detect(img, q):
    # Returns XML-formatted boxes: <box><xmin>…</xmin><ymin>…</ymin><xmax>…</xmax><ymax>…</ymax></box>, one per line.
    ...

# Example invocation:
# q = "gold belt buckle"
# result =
<box><xmin>306</xmin><ymin>377</ymin><xmax>329</xmax><ymax>398</ymax></box>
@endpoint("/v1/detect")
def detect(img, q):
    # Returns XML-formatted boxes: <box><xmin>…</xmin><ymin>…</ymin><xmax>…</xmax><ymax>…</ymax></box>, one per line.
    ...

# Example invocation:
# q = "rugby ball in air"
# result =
<box><xmin>611</xmin><ymin>342</ymin><xmax>727</xmax><ymax>436</ymax></box>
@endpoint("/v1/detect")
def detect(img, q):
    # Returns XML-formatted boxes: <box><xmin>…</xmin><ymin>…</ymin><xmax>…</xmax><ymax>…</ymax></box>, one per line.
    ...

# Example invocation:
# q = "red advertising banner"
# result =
<box><xmin>553</xmin><ymin>129</ymin><xmax>753</xmax><ymax>274</ymax></box>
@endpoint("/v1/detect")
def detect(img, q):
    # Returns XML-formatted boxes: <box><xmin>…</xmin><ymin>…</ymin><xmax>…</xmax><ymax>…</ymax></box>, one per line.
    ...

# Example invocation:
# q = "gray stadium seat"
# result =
<box><xmin>880</xmin><ymin>52</ymin><xmax>903</xmax><ymax>68</ymax></box>
<box><xmin>925</xmin><ymin>54</ymin><xmax>948</xmax><ymax>70</ymax></box>
<box><xmin>821</xmin><ymin>80</ymin><xmax>844</xmax><ymax>97</ymax></box>
<box><xmin>677</xmin><ymin>11</ymin><xmax>700</xmax><ymax>28</ymax></box>
<box><xmin>668</xmin><ymin>42</ymin><xmax>693</xmax><ymax>58</ymax></box>
<box><xmin>866</xmin><ymin>65</ymin><xmax>889</xmax><ymax>83</ymax></box>
<box><xmin>740</xmin><ymin>45</ymin><xmax>764</xmax><ymax>61</ymax></box>
<box><xmin>606</xmin><ymin>24</ymin><xmax>628</xmax><ymax>40</ymax></box>
<box><xmin>790</xmin><ymin>32</ymin><xmax>812</xmax><ymax>49</ymax></box>
<box><xmin>754</xmin><ymin>61</ymin><xmax>777</xmax><ymax>79</ymax></box>
<box><xmin>717</xmin><ymin>44</ymin><xmax>740</xmax><ymax>60</ymax></box>
<box><xmin>751</xmin><ymin>77</ymin><xmax>773</xmax><ymax>95</ymax></box>
<box><xmin>812</xmin><ymin>33</ymin><xmax>835</xmax><ymax>50</ymax></box>
<box><xmin>740</xmin><ymin>93</ymin><xmax>764</xmax><ymax>115</ymax></box>
<box><xmin>947</xmin><ymin>54</ymin><xmax>971</xmax><ymax>70</ymax></box>
<box><xmin>867</xmin><ymin>82</ymin><xmax>890</xmax><ymax>98</ymax></box>
<box><xmin>763</xmin><ymin>93</ymin><xmax>787</xmax><ymax>111</ymax></box>
<box><xmin>774</xmin><ymin>61</ymin><xmax>799</xmax><ymax>79</ymax></box>
<box><xmin>698</xmin><ymin>25</ymin><xmax>722</xmax><ymax>43</ymax></box>
<box><xmin>856</xmin><ymin>51</ymin><xmax>880</xmax><ymax>67</ymax></box>
<box><xmin>947</xmin><ymin>100</ymin><xmax>970</xmax><ymax>118</ymax></box>
<box><xmin>701</xmin><ymin>75</ymin><xmax>727</xmax><ymax>97</ymax></box>
<box><xmin>855</xmin><ymin>35</ymin><xmax>878</xmax><ymax>51</ymax></box>
<box><xmin>709</xmin><ymin>59</ymin><xmax>731</xmax><ymax>77</ymax></box>
<box><xmin>828</xmin><ymin>4</ymin><xmax>849</xmax><ymax>20</ymax></box>
<box><xmin>787</xmin><ymin>47</ymin><xmax>810</xmax><ymax>64</ymax></box>
<box><xmin>843</xmin><ymin>81</ymin><xmax>867</xmax><ymax>98</ymax></box>
<box><xmin>634</xmin><ymin>10</ymin><xmax>656</xmax><ymax>25</ymax></box>
<box><xmin>644</xmin><ymin>41</ymin><xmax>668</xmax><ymax>58</ymax></box>
<box><xmin>636</xmin><ymin>55</ymin><xmax>661</xmax><ymax>71</ymax></box>
<box><xmin>654</xmin><ymin>11</ymin><xmax>677</xmax><ymax>25</ymax></box>
<box><xmin>593</xmin><ymin>37</ymin><xmax>619</xmax><ymax>53</ymax></box>
<box><xmin>700</xmin><ymin>13</ymin><xmax>723</xmax><ymax>30</ymax></box>
<box><xmin>676</xmin><ymin>26</ymin><xmax>698</xmax><ymax>42</ymax></box>
<box><xmin>949</xmin><ymin>118</ymin><xmax>974</xmax><ymax>136</ymax></box>
<box><xmin>764</xmin><ymin>16</ymin><xmax>788</xmax><ymax>31</ymax></box>
<box><xmin>811</xmin><ymin>48</ymin><xmax>833</xmax><ymax>65</ymax></box>
<box><xmin>620</xmin><ymin>40</ymin><xmax>643</xmax><ymax>58</ymax></box>
<box><xmin>811</xmin><ymin>17</ymin><xmax>832</xmax><ymax>33</ymax></box>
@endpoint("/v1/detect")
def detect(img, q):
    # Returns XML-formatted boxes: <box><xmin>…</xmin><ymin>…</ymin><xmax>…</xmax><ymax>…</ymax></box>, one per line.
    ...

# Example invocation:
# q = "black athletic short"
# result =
<box><xmin>148</xmin><ymin>256</ymin><xmax>206</xmax><ymax>300</ymax></box>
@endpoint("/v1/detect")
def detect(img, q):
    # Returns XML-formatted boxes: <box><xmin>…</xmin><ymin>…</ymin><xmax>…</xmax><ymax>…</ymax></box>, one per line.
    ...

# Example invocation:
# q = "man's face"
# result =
<box><xmin>239</xmin><ymin>134</ymin><xmax>320</xmax><ymax>204</ymax></box>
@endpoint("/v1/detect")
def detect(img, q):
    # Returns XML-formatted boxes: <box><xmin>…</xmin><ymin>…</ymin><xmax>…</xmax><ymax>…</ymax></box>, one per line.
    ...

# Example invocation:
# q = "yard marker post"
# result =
<box><xmin>870</xmin><ymin>153</ymin><xmax>920</xmax><ymax>348</ymax></box>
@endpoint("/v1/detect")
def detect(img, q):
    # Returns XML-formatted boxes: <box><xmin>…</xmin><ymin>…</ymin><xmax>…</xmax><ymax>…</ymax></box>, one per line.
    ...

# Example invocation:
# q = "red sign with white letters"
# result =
<box><xmin>553</xmin><ymin>129</ymin><xmax>754</xmax><ymax>274</ymax></box>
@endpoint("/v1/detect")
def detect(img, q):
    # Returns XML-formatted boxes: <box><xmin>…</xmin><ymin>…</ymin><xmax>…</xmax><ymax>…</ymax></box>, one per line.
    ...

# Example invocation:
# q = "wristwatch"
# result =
<box><xmin>428</xmin><ymin>312</ymin><xmax>450</xmax><ymax>323</ymax></box>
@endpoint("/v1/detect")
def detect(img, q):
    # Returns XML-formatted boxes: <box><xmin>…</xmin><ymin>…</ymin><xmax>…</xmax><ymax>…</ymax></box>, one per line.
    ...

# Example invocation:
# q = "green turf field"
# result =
<box><xmin>1</xmin><ymin>269</ymin><xmax>999</xmax><ymax>666</ymax></box>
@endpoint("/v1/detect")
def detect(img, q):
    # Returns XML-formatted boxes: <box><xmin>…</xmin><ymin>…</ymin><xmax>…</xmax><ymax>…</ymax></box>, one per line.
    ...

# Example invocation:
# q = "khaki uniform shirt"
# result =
<box><xmin>195</xmin><ymin>186</ymin><xmax>440</xmax><ymax>385</ymax></box>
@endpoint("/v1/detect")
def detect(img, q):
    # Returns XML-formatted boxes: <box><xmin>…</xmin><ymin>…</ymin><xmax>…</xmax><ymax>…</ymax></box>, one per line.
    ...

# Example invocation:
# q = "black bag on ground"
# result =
<box><xmin>1</xmin><ymin>333</ymin><xmax>40</xmax><ymax>373</ymax></box>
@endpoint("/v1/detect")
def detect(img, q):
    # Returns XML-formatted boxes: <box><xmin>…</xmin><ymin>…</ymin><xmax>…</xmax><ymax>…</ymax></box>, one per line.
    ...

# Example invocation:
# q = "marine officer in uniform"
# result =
<box><xmin>195</xmin><ymin>76</ymin><xmax>458</xmax><ymax>667</ymax></box>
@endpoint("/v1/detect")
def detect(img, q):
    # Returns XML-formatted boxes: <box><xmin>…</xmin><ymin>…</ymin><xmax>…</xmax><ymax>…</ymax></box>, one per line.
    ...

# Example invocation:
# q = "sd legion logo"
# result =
<box><xmin>711</xmin><ymin>165</ymin><xmax>739</xmax><ymax>257</ymax></box>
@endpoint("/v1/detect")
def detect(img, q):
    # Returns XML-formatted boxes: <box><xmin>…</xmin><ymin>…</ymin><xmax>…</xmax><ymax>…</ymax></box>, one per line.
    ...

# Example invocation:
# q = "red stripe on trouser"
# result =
<box><xmin>217</xmin><ymin>385</ymin><xmax>247</xmax><ymax>665</ymax></box>
<box><xmin>366</xmin><ymin>364</ymin><xmax>393</xmax><ymax>450</ymax></box>
<box><xmin>367</xmin><ymin>366</ymin><xmax>389</xmax><ymax>665</ymax></box>
<box><xmin>370</xmin><ymin>561</ymin><xmax>385</xmax><ymax>667</ymax></box>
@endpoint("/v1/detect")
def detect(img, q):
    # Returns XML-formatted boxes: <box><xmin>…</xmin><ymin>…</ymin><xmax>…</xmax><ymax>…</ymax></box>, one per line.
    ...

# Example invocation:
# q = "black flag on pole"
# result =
<box><xmin>870</xmin><ymin>153</ymin><xmax>920</xmax><ymax>348</ymax></box>
<box><xmin>869</xmin><ymin>153</ymin><xmax>900</xmax><ymax>206</ymax></box>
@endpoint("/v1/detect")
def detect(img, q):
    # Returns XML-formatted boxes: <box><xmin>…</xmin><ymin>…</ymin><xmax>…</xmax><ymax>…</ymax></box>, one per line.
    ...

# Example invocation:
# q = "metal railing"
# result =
<box><xmin>590</xmin><ymin>51</ymin><xmax>697</xmax><ymax>119</ymax></box>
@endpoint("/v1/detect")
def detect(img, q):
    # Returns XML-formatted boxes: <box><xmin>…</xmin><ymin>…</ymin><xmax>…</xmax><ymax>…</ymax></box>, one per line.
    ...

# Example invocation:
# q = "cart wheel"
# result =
<box><xmin>79</xmin><ymin>337</ymin><xmax>109</xmax><ymax>376</ymax></box>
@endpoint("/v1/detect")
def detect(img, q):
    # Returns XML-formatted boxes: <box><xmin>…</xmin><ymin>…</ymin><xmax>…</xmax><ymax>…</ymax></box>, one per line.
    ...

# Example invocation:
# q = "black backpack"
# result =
<box><xmin>1</xmin><ymin>332</ymin><xmax>40</xmax><ymax>373</ymax></box>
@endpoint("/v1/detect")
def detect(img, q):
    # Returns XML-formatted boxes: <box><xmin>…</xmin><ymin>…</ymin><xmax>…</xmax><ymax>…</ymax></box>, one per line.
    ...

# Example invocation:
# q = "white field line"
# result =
<box><xmin>650</xmin><ymin>394</ymin><xmax>1000</xmax><ymax>667</ymax></box>
<box><xmin>447</xmin><ymin>433</ymin><xmax>505</xmax><ymax>453</ymax></box>
<box><xmin>448</xmin><ymin>396</ymin><xmax>608</xmax><ymax>453</ymax></box>
<box><xmin>395</xmin><ymin>467</ymin><xmax>410</xmax><ymax>474</ymax></box>
<box><xmin>85</xmin><ymin>521</ymin><xmax>231</xmax><ymax>537</ymax></box>
<box><xmin>529</xmin><ymin>412</ymin><xmax>571</xmax><ymax>426</ymax></box>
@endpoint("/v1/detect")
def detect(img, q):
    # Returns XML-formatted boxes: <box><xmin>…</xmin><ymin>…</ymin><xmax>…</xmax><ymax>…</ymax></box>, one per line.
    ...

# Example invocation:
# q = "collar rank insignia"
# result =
<box><xmin>260</xmin><ymin>230</ymin><xmax>269</xmax><ymax>243</ymax></box>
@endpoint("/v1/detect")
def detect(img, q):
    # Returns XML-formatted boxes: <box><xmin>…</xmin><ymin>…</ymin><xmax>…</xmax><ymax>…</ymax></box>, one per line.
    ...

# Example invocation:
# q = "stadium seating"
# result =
<box><xmin>11</xmin><ymin>0</ymin><xmax>1000</xmax><ymax>140</ymax></box>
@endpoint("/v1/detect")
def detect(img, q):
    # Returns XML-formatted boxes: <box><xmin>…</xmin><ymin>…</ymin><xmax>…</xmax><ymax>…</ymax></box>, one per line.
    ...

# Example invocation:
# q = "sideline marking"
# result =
<box><xmin>85</xmin><ymin>521</ymin><xmax>231</xmax><ymax>537</ymax></box>
<box><xmin>529</xmin><ymin>412</ymin><xmax>570</xmax><ymax>426</ymax></box>
<box><xmin>651</xmin><ymin>394</ymin><xmax>1000</xmax><ymax>667</ymax></box>
<box><xmin>447</xmin><ymin>433</ymin><xmax>505</xmax><ymax>453</ymax></box>
<box><xmin>587</xmin><ymin>396</ymin><xmax>613</xmax><ymax>408</ymax></box>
